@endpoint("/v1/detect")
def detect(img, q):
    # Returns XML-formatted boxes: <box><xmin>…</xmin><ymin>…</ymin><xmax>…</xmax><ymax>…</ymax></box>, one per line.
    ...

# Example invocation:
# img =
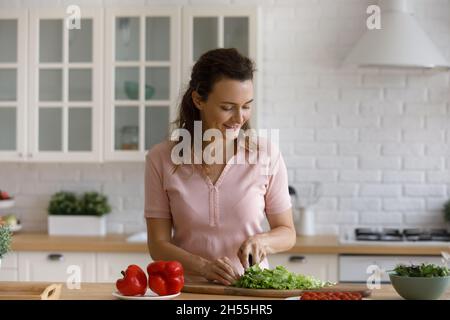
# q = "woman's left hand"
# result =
<box><xmin>237</xmin><ymin>235</ymin><xmax>267</xmax><ymax>270</ymax></box>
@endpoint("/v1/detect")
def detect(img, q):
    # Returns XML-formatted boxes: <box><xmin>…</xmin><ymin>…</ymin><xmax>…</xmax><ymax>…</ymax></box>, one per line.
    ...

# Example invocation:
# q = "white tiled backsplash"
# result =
<box><xmin>0</xmin><ymin>0</ymin><xmax>449</xmax><ymax>235</ymax></box>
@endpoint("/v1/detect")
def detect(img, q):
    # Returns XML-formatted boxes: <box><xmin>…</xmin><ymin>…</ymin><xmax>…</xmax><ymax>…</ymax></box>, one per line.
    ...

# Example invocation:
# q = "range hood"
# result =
<box><xmin>344</xmin><ymin>0</ymin><xmax>450</xmax><ymax>69</ymax></box>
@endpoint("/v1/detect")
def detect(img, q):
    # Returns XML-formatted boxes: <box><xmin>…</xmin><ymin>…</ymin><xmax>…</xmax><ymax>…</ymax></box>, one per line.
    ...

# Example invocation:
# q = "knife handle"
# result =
<box><xmin>248</xmin><ymin>254</ymin><xmax>253</xmax><ymax>267</ymax></box>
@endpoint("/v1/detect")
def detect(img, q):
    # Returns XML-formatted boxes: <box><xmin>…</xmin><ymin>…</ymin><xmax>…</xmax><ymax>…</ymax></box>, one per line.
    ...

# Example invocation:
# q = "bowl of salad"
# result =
<box><xmin>388</xmin><ymin>263</ymin><xmax>450</xmax><ymax>300</ymax></box>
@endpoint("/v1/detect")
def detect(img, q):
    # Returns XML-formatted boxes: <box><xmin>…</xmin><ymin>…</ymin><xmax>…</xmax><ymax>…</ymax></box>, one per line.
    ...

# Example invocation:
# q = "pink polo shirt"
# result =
<box><xmin>144</xmin><ymin>137</ymin><xmax>292</xmax><ymax>278</ymax></box>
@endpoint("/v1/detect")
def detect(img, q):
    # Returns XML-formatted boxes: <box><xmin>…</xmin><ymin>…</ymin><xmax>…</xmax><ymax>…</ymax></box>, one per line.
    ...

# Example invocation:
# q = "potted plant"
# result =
<box><xmin>47</xmin><ymin>191</ymin><xmax>111</xmax><ymax>236</ymax></box>
<box><xmin>0</xmin><ymin>225</ymin><xmax>12</xmax><ymax>268</ymax></box>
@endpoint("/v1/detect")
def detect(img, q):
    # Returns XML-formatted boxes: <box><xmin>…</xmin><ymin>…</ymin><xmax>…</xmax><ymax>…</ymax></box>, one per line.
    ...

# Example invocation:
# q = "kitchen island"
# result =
<box><xmin>0</xmin><ymin>281</ymin><xmax>449</xmax><ymax>300</ymax></box>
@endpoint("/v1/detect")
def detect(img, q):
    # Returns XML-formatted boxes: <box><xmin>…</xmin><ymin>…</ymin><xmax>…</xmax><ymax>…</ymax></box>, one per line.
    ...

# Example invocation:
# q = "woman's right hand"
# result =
<box><xmin>201</xmin><ymin>257</ymin><xmax>240</xmax><ymax>286</ymax></box>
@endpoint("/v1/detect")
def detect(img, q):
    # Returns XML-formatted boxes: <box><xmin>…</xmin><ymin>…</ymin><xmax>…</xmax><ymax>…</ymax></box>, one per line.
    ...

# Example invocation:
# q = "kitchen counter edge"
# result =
<box><xmin>9</xmin><ymin>233</ymin><xmax>450</xmax><ymax>255</ymax></box>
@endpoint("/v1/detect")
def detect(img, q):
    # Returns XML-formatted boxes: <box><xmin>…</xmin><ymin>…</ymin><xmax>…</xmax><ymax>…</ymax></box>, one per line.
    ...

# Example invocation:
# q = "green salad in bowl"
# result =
<box><xmin>389</xmin><ymin>263</ymin><xmax>450</xmax><ymax>300</ymax></box>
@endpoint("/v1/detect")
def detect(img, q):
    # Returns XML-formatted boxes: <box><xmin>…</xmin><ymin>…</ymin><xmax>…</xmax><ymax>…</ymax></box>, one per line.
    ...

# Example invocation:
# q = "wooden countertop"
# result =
<box><xmin>288</xmin><ymin>235</ymin><xmax>450</xmax><ymax>255</ymax></box>
<box><xmin>10</xmin><ymin>233</ymin><xmax>450</xmax><ymax>255</ymax></box>
<box><xmin>0</xmin><ymin>281</ymin><xmax>449</xmax><ymax>300</ymax></box>
<box><xmin>11</xmin><ymin>233</ymin><xmax>148</xmax><ymax>253</ymax></box>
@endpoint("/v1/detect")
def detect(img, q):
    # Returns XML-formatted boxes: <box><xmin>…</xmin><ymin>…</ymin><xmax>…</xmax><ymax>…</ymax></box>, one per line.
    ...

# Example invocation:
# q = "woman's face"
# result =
<box><xmin>193</xmin><ymin>78</ymin><xmax>253</xmax><ymax>140</ymax></box>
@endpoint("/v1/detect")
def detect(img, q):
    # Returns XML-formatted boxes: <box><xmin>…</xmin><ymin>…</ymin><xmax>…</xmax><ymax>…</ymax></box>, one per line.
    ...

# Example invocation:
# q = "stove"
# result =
<box><xmin>354</xmin><ymin>228</ymin><xmax>450</xmax><ymax>242</ymax></box>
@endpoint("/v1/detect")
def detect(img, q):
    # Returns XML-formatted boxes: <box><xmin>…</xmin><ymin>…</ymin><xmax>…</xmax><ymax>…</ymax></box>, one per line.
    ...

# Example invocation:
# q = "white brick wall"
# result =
<box><xmin>0</xmin><ymin>0</ymin><xmax>448</xmax><ymax>235</ymax></box>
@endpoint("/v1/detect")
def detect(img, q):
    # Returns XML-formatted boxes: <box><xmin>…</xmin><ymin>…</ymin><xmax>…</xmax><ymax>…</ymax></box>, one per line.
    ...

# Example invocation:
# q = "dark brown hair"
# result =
<box><xmin>171</xmin><ymin>48</ymin><xmax>256</xmax><ymax>141</ymax></box>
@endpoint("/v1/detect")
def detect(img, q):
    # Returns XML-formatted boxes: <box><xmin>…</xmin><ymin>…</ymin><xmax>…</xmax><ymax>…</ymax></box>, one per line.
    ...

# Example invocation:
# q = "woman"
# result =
<box><xmin>145</xmin><ymin>48</ymin><xmax>296</xmax><ymax>286</ymax></box>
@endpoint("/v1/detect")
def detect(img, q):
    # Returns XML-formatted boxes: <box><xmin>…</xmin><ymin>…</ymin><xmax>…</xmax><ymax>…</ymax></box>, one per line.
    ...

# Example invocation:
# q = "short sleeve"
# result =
<box><xmin>264</xmin><ymin>145</ymin><xmax>292</xmax><ymax>215</ymax></box>
<box><xmin>144</xmin><ymin>145</ymin><xmax>172</xmax><ymax>219</ymax></box>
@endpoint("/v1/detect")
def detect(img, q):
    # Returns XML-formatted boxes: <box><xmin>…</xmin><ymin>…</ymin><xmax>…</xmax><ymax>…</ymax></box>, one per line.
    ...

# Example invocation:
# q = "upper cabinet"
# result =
<box><xmin>104</xmin><ymin>7</ymin><xmax>180</xmax><ymax>161</ymax></box>
<box><xmin>182</xmin><ymin>6</ymin><xmax>260</xmax><ymax>128</ymax></box>
<box><xmin>0</xmin><ymin>11</ymin><xmax>27</xmax><ymax>161</ymax></box>
<box><xmin>28</xmin><ymin>8</ymin><xmax>103</xmax><ymax>162</ymax></box>
<box><xmin>0</xmin><ymin>5</ymin><xmax>259</xmax><ymax>162</ymax></box>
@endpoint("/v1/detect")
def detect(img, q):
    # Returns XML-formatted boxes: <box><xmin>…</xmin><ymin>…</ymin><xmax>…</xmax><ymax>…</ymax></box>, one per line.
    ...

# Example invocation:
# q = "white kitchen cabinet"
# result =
<box><xmin>27</xmin><ymin>8</ymin><xmax>103</xmax><ymax>162</ymax></box>
<box><xmin>0</xmin><ymin>5</ymin><xmax>261</xmax><ymax>163</ymax></box>
<box><xmin>0</xmin><ymin>11</ymin><xmax>27</xmax><ymax>162</ymax></box>
<box><xmin>13</xmin><ymin>251</ymin><xmax>151</xmax><ymax>282</ymax></box>
<box><xmin>96</xmin><ymin>252</ymin><xmax>152</xmax><ymax>282</ymax></box>
<box><xmin>18</xmin><ymin>251</ymin><xmax>96</xmax><ymax>282</ymax></box>
<box><xmin>0</xmin><ymin>252</ymin><xmax>19</xmax><ymax>281</ymax></box>
<box><xmin>104</xmin><ymin>7</ymin><xmax>180</xmax><ymax>161</ymax></box>
<box><xmin>267</xmin><ymin>253</ymin><xmax>338</xmax><ymax>283</ymax></box>
<box><xmin>339</xmin><ymin>254</ymin><xmax>444</xmax><ymax>283</ymax></box>
<box><xmin>182</xmin><ymin>6</ymin><xmax>261</xmax><ymax>128</ymax></box>
<box><xmin>181</xmin><ymin>6</ymin><xmax>259</xmax><ymax>83</ymax></box>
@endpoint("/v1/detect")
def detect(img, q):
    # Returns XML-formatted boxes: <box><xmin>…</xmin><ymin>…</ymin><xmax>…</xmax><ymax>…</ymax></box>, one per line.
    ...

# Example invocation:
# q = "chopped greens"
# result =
<box><xmin>393</xmin><ymin>263</ymin><xmax>449</xmax><ymax>278</ymax></box>
<box><xmin>233</xmin><ymin>265</ymin><xmax>334</xmax><ymax>290</ymax></box>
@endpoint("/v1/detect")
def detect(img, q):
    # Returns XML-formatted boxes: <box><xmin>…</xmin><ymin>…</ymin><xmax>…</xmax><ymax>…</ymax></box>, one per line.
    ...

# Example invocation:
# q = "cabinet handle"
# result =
<box><xmin>27</xmin><ymin>153</ymin><xmax>33</xmax><ymax>158</ymax></box>
<box><xmin>47</xmin><ymin>253</ymin><xmax>64</xmax><ymax>262</ymax></box>
<box><xmin>289</xmin><ymin>255</ymin><xmax>306</xmax><ymax>263</ymax></box>
<box><xmin>18</xmin><ymin>152</ymin><xmax>23</xmax><ymax>157</ymax></box>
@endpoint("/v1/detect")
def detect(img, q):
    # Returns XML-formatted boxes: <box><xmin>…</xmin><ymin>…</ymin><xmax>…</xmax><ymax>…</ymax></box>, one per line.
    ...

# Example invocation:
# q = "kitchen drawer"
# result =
<box><xmin>0</xmin><ymin>269</ymin><xmax>18</xmax><ymax>281</ymax></box>
<box><xmin>0</xmin><ymin>252</ymin><xmax>18</xmax><ymax>268</ymax></box>
<box><xmin>267</xmin><ymin>253</ymin><xmax>338</xmax><ymax>283</ymax></box>
<box><xmin>18</xmin><ymin>251</ymin><xmax>96</xmax><ymax>282</ymax></box>
<box><xmin>96</xmin><ymin>253</ymin><xmax>152</xmax><ymax>283</ymax></box>
<box><xmin>0</xmin><ymin>252</ymin><xmax>18</xmax><ymax>281</ymax></box>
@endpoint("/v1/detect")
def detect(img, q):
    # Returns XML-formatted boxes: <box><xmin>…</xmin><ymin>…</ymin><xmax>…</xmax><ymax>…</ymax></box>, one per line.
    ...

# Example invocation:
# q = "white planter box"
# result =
<box><xmin>48</xmin><ymin>216</ymin><xmax>106</xmax><ymax>236</ymax></box>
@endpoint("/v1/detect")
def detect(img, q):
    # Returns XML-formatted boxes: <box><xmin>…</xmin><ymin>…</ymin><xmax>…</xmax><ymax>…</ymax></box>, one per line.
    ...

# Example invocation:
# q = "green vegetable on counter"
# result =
<box><xmin>0</xmin><ymin>225</ymin><xmax>12</xmax><ymax>259</ymax></box>
<box><xmin>48</xmin><ymin>191</ymin><xmax>111</xmax><ymax>217</ymax></box>
<box><xmin>393</xmin><ymin>263</ymin><xmax>450</xmax><ymax>278</ymax></box>
<box><xmin>233</xmin><ymin>265</ymin><xmax>334</xmax><ymax>290</ymax></box>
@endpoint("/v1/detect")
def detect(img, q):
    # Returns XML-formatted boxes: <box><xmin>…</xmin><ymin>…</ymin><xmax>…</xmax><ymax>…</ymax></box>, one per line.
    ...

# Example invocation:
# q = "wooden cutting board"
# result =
<box><xmin>182</xmin><ymin>282</ymin><xmax>372</xmax><ymax>298</ymax></box>
<box><xmin>0</xmin><ymin>283</ymin><xmax>62</xmax><ymax>300</ymax></box>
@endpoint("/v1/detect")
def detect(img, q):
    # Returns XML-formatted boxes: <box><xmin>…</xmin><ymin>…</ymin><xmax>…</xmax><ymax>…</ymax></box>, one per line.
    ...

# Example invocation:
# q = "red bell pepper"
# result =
<box><xmin>147</xmin><ymin>261</ymin><xmax>184</xmax><ymax>296</ymax></box>
<box><xmin>116</xmin><ymin>264</ymin><xmax>148</xmax><ymax>296</ymax></box>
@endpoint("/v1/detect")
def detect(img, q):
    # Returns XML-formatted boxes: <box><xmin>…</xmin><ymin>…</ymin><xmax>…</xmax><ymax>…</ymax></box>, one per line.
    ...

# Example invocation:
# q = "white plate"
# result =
<box><xmin>112</xmin><ymin>289</ymin><xmax>180</xmax><ymax>300</ymax></box>
<box><xmin>0</xmin><ymin>199</ymin><xmax>15</xmax><ymax>209</ymax></box>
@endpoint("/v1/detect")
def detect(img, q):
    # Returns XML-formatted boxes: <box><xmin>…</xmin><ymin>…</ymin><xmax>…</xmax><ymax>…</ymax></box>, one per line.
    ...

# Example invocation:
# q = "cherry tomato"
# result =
<box><xmin>300</xmin><ymin>291</ymin><xmax>362</xmax><ymax>300</ymax></box>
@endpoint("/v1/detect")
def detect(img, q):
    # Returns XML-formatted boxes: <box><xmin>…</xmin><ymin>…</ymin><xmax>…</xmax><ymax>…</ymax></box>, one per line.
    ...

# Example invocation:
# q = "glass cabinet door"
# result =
<box><xmin>0</xmin><ymin>12</ymin><xmax>26</xmax><ymax>161</ymax></box>
<box><xmin>0</xmin><ymin>20</ymin><xmax>18</xmax><ymax>152</ymax></box>
<box><xmin>29</xmin><ymin>9</ymin><xmax>102</xmax><ymax>162</ymax></box>
<box><xmin>193</xmin><ymin>17</ymin><xmax>218</xmax><ymax>61</ymax></box>
<box><xmin>192</xmin><ymin>16</ymin><xmax>249</xmax><ymax>59</ymax></box>
<box><xmin>224</xmin><ymin>17</ymin><xmax>249</xmax><ymax>57</ymax></box>
<box><xmin>183</xmin><ymin>7</ymin><xmax>256</xmax><ymax>76</ymax></box>
<box><xmin>182</xmin><ymin>7</ymin><xmax>259</xmax><ymax>128</ymax></box>
<box><xmin>105</xmin><ymin>8</ymin><xmax>179</xmax><ymax>161</ymax></box>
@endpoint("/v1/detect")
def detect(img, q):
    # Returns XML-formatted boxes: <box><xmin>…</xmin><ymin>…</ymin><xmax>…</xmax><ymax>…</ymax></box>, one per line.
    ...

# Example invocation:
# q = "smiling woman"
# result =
<box><xmin>144</xmin><ymin>48</ymin><xmax>296</xmax><ymax>286</ymax></box>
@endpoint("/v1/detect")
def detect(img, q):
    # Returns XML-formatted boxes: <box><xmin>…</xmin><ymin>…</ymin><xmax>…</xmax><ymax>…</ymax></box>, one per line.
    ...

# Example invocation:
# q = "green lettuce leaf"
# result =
<box><xmin>233</xmin><ymin>265</ymin><xmax>335</xmax><ymax>290</ymax></box>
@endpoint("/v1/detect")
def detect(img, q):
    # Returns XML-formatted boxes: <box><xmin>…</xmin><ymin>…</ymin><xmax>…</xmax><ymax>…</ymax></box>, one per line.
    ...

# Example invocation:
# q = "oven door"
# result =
<box><xmin>339</xmin><ymin>254</ymin><xmax>443</xmax><ymax>283</ymax></box>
